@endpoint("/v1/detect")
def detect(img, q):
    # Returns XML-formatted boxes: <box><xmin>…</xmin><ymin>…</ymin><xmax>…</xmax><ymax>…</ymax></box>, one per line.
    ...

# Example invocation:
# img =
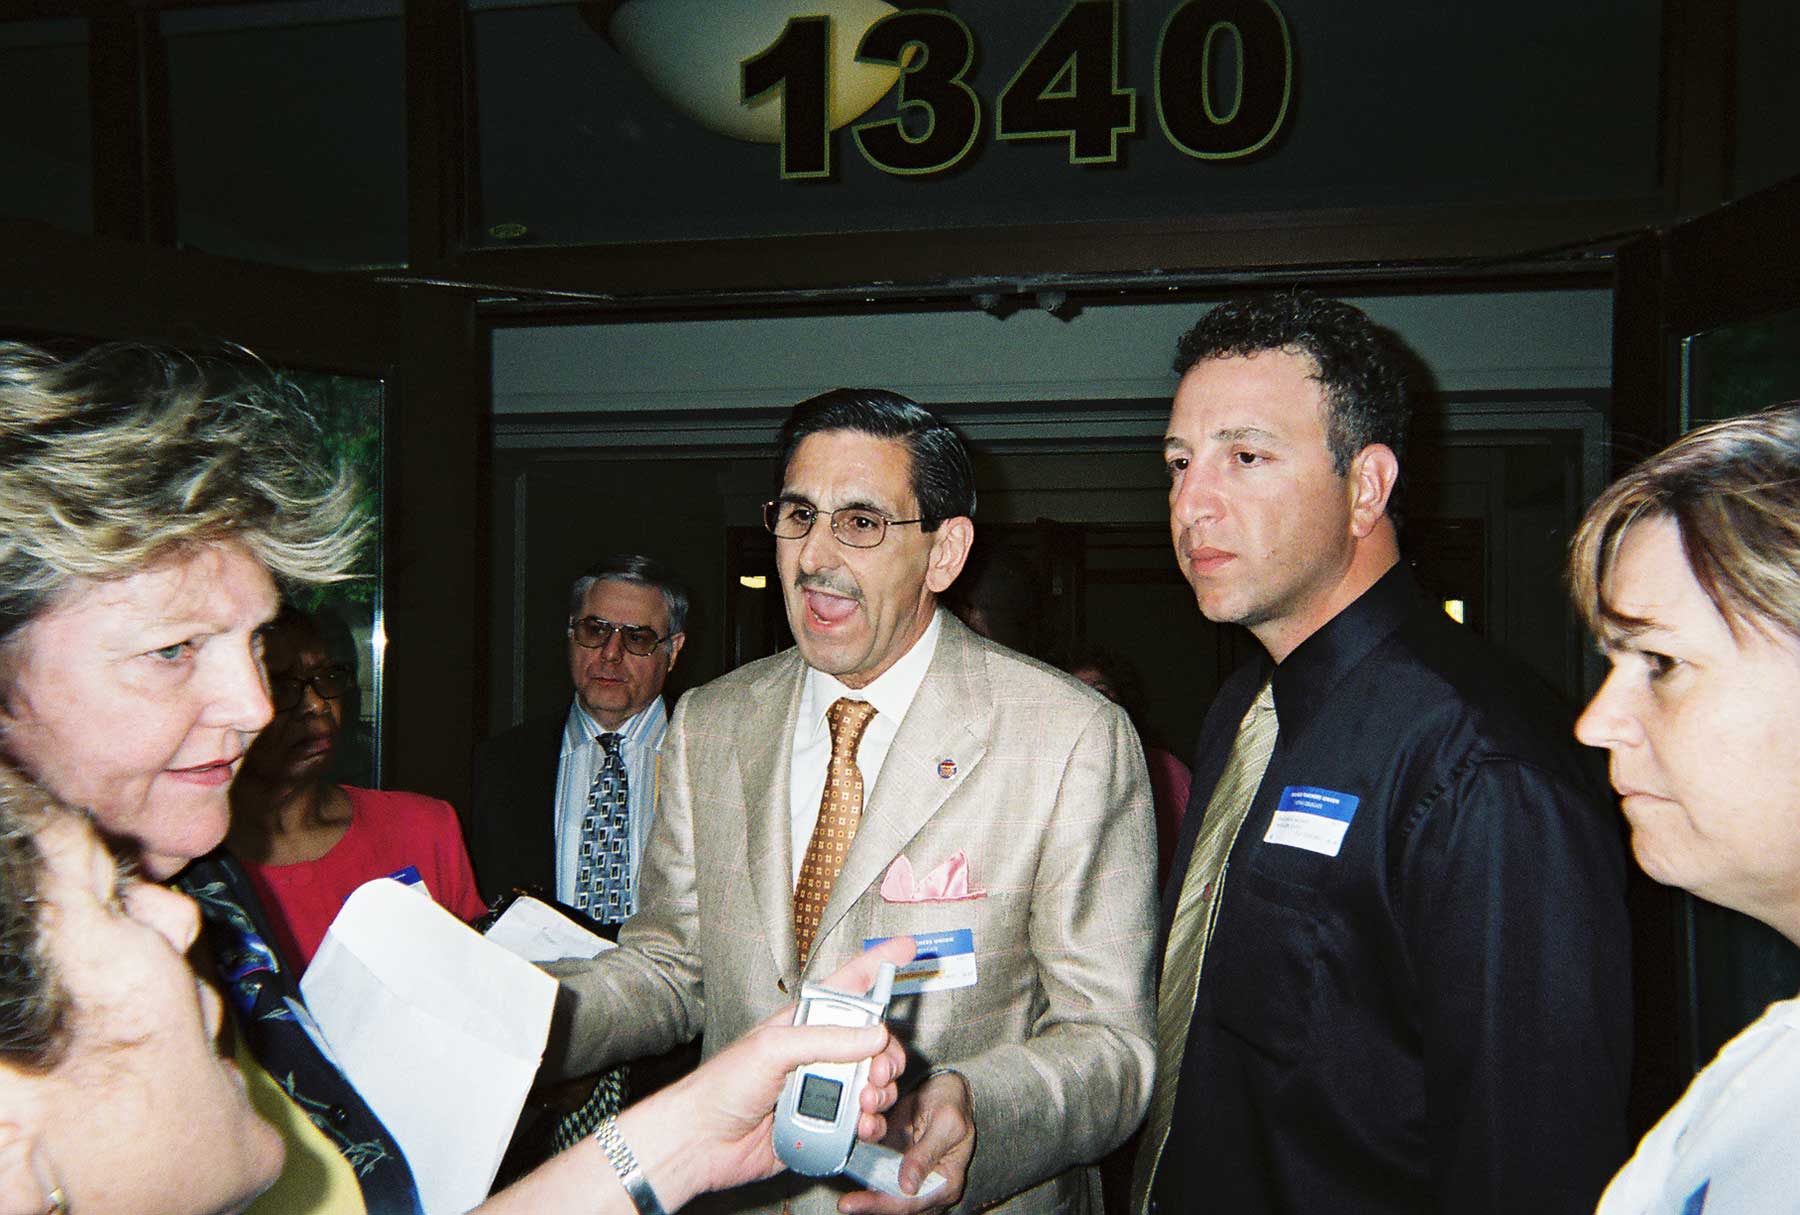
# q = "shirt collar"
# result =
<box><xmin>562</xmin><ymin>695</ymin><xmax>667</xmax><ymax>753</ymax></box>
<box><xmin>800</xmin><ymin>608</ymin><xmax>943</xmax><ymax>739</ymax></box>
<box><xmin>1266</xmin><ymin>562</ymin><xmax>1417</xmax><ymax>741</ymax></box>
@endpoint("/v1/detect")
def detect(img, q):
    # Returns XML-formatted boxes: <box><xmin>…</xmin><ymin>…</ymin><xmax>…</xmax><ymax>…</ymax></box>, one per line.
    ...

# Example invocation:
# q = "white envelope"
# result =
<box><xmin>300</xmin><ymin>878</ymin><xmax>557</xmax><ymax>1215</ymax></box>
<box><xmin>484</xmin><ymin>894</ymin><xmax>615</xmax><ymax>963</ymax></box>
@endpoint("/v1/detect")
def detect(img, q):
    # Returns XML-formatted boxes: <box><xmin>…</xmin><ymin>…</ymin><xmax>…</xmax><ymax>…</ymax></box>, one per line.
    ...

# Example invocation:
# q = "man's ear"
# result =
<box><xmin>1346</xmin><ymin>444</ymin><xmax>1399</xmax><ymax>539</ymax></box>
<box><xmin>664</xmin><ymin>632</ymin><xmax>687</xmax><ymax>673</ymax></box>
<box><xmin>924</xmin><ymin>517</ymin><xmax>975</xmax><ymax>595</ymax></box>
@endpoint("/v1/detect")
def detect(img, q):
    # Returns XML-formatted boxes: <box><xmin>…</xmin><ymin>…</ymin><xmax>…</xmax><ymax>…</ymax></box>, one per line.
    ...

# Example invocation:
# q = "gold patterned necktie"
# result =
<box><xmin>1131</xmin><ymin>679</ymin><xmax>1279</xmax><ymax>1213</ymax></box>
<box><xmin>794</xmin><ymin>697</ymin><xmax>879</xmax><ymax>963</ymax></box>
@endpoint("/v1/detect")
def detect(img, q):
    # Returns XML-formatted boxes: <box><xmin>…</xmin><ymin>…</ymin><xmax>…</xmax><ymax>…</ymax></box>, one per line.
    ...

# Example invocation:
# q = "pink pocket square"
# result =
<box><xmin>880</xmin><ymin>850</ymin><xmax>988</xmax><ymax>903</ymax></box>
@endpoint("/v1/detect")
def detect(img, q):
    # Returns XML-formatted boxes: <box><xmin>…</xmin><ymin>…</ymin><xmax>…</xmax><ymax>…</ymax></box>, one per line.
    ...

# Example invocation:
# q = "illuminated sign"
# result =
<box><xmin>599</xmin><ymin>0</ymin><xmax>1294</xmax><ymax>180</ymax></box>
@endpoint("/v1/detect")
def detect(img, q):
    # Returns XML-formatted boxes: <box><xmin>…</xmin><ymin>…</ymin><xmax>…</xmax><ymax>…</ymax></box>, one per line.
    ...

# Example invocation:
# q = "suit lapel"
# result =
<box><xmin>528</xmin><ymin>714</ymin><xmax>563</xmax><ymax>892</ymax></box>
<box><xmin>812</xmin><ymin>614</ymin><xmax>992</xmax><ymax>959</ymax></box>
<box><xmin>738</xmin><ymin>652</ymin><xmax>807</xmax><ymax>982</ymax></box>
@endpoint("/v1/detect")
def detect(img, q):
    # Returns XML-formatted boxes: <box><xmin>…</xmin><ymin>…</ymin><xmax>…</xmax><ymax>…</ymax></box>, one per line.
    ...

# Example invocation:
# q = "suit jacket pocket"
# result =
<box><xmin>1209</xmin><ymin>869</ymin><xmax>1322</xmax><ymax>1067</ymax></box>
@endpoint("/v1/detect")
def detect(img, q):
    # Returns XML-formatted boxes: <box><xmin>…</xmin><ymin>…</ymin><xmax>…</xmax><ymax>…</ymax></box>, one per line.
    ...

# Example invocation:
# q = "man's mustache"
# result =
<box><xmin>794</xmin><ymin>572</ymin><xmax>862</xmax><ymax>602</ymax></box>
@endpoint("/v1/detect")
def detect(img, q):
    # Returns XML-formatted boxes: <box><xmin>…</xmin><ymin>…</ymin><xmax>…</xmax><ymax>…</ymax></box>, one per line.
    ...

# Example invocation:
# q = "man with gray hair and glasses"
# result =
<box><xmin>469</xmin><ymin>552</ymin><xmax>688</xmax><ymax>917</ymax></box>
<box><xmin>472</xmin><ymin>554</ymin><xmax>691</xmax><ymax>1164</ymax></box>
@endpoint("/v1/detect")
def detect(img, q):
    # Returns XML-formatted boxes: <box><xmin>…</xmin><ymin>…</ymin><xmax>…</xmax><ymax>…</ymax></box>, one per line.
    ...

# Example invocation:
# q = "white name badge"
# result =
<box><xmin>862</xmin><ymin>929</ymin><xmax>977</xmax><ymax>995</ymax></box>
<box><xmin>1263</xmin><ymin>785</ymin><xmax>1361</xmax><ymax>857</ymax></box>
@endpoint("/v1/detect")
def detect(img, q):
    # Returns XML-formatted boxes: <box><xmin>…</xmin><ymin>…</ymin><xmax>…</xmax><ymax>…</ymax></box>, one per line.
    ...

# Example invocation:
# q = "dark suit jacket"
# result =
<box><xmin>467</xmin><ymin>710</ymin><xmax>563</xmax><ymax>904</ymax></box>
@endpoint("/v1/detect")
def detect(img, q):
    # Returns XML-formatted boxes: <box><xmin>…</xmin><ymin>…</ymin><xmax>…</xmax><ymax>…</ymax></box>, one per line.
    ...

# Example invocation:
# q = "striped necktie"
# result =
<box><xmin>1132</xmin><ymin>679</ymin><xmax>1278</xmax><ymax>1212</ymax></box>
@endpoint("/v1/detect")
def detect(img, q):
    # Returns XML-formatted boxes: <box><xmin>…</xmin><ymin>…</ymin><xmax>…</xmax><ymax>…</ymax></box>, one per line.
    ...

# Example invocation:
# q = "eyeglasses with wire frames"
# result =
<box><xmin>762</xmin><ymin>499</ymin><xmax>926</xmax><ymax>549</ymax></box>
<box><xmin>270</xmin><ymin>665</ymin><xmax>356</xmax><ymax>712</ymax></box>
<box><xmin>568</xmin><ymin>616</ymin><xmax>675</xmax><ymax>656</ymax></box>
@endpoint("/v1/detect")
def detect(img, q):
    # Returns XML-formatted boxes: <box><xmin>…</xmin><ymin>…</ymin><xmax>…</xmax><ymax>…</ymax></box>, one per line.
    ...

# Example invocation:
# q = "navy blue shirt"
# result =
<box><xmin>1151</xmin><ymin>565</ymin><xmax>1631</xmax><ymax>1215</ymax></box>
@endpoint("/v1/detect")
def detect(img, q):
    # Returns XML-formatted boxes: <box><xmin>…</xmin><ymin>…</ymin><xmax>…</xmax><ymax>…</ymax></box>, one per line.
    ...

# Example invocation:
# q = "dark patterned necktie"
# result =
<box><xmin>575</xmin><ymin>732</ymin><xmax>633</xmax><ymax>923</ymax></box>
<box><xmin>555</xmin><ymin>734</ymin><xmax>635</xmax><ymax>1151</ymax></box>
<box><xmin>178</xmin><ymin>852</ymin><xmax>424</xmax><ymax>1214</ymax></box>
<box><xmin>550</xmin><ymin>1065</ymin><xmax>627</xmax><ymax>1157</ymax></box>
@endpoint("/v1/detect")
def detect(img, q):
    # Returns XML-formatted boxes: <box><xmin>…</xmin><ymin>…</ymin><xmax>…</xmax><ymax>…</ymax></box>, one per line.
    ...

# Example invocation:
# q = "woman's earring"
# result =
<box><xmin>29</xmin><ymin>1149</ymin><xmax>65</xmax><ymax>1215</ymax></box>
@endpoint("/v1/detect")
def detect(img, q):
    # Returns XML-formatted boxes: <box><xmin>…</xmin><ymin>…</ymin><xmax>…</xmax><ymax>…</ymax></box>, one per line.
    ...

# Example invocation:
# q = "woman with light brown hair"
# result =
<box><xmin>1569</xmin><ymin>402</ymin><xmax>1800</xmax><ymax>1213</ymax></box>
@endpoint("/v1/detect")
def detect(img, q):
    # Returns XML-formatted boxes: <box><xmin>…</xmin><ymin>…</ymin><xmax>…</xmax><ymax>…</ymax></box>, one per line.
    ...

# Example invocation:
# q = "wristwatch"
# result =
<box><xmin>594</xmin><ymin>1114</ymin><xmax>667</xmax><ymax>1215</ymax></box>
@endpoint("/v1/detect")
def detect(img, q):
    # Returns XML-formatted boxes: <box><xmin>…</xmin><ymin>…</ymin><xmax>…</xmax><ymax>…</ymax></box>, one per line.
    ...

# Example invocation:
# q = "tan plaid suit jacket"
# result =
<box><xmin>547</xmin><ymin>611</ymin><xmax>1157</xmax><ymax>1215</ymax></box>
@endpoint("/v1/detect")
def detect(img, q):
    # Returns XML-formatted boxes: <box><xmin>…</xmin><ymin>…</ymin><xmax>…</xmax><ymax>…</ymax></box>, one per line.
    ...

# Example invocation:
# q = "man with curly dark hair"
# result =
<box><xmin>1134</xmin><ymin>293</ymin><xmax>1632</xmax><ymax>1215</ymax></box>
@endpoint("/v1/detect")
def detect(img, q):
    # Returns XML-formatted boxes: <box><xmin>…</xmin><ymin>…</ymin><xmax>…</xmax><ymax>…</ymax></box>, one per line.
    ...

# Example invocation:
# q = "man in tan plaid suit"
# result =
<box><xmin>546</xmin><ymin>389</ymin><xmax>1156</xmax><ymax>1215</ymax></box>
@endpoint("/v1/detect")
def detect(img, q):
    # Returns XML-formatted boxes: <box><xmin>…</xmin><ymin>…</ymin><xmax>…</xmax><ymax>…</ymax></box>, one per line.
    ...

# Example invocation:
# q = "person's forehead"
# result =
<box><xmin>783</xmin><ymin>430</ymin><xmax>917</xmax><ymax>511</ymax></box>
<box><xmin>579</xmin><ymin>578</ymin><xmax>669</xmax><ymax>628</ymax></box>
<box><xmin>1600</xmin><ymin>515</ymin><xmax>1771</xmax><ymax>660</ymax></box>
<box><xmin>1169</xmin><ymin>349</ymin><xmax>1329</xmax><ymax>440</ymax></box>
<box><xmin>268</xmin><ymin>632</ymin><xmax>333</xmax><ymax>672</ymax></box>
<box><xmin>1602</xmin><ymin>517</ymin><xmax>1701</xmax><ymax>625</ymax></box>
<box><xmin>37</xmin><ymin>810</ymin><xmax>99</xmax><ymax>883</ymax></box>
<box><xmin>46</xmin><ymin>541</ymin><xmax>279</xmax><ymax>646</ymax></box>
<box><xmin>31</xmin><ymin>815</ymin><xmax>116</xmax><ymax>948</ymax></box>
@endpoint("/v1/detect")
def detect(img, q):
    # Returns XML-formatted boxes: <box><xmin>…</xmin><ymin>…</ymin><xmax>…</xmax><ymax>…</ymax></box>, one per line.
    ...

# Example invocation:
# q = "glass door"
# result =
<box><xmin>1677</xmin><ymin>297</ymin><xmax>1800</xmax><ymax>1072</ymax></box>
<box><xmin>1683</xmin><ymin>307</ymin><xmax>1800</xmax><ymax>429</ymax></box>
<box><xmin>273</xmin><ymin>369</ymin><xmax>387</xmax><ymax>786</ymax></box>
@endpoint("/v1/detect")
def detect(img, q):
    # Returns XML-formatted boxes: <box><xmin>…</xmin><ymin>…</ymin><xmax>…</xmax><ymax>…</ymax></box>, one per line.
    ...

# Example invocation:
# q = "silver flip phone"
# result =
<box><xmin>772</xmin><ymin>961</ymin><xmax>949</xmax><ymax>1200</ymax></box>
<box><xmin>773</xmin><ymin>961</ymin><xmax>897</xmax><ymax>1176</ymax></box>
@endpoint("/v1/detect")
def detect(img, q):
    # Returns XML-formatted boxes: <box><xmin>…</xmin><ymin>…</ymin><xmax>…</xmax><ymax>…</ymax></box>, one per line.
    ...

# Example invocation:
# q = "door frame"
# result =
<box><xmin>1613</xmin><ymin>175</ymin><xmax>1800</xmax><ymax>458</ymax></box>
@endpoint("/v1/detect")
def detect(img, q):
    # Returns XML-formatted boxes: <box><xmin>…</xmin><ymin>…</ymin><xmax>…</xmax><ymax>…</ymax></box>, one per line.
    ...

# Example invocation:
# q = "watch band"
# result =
<box><xmin>594</xmin><ymin>1114</ymin><xmax>668</xmax><ymax>1215</ymax></box>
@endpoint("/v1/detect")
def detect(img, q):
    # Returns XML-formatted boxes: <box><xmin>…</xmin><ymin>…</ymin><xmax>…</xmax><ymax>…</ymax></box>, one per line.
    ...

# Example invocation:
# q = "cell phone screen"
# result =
<box><xmin>797</xmin><ymin>1073</ymin><xmax>845</xmax><ymax>1122</ymax></box>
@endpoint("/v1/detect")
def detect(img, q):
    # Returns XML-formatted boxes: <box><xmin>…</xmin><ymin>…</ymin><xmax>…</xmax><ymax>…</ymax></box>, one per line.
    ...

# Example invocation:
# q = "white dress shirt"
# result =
<box><xmin>553</xmin><ymin>696</ymin><xmax>667</xmax><ymax>910</ymax></box>
<box><xmin>787</xmin><ymin>609</ymin><xmax>942</xmax><ymax>881</ymax></box>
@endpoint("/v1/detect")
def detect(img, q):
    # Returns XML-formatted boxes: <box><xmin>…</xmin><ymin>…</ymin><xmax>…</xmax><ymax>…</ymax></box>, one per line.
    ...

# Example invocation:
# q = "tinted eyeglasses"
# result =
<box><xmin>762</xmin><ymin>500</ymin><xmax>925</xmax><ymax>549</ymax></box>
<box><xmin>270</xmin><ymin>666</ymin><xmax>356</xmax><ymax>712</ymax></box>
<box><xmin>568</xmin><ymin>616</ymin><xmax>673</xmax><ymax>656</ymax></box>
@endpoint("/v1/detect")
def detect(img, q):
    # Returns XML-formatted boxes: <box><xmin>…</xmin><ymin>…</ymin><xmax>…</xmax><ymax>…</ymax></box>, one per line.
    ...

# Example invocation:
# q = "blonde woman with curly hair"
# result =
<box><xmin>0</xmin><ymin>339</ymin><xmax>419</xmax><ymax>1213</ymax></box>
<box><xmin>0</xmin><ymin>342</ymin><xmax>908</xmax><ymax>1215</ymax></box>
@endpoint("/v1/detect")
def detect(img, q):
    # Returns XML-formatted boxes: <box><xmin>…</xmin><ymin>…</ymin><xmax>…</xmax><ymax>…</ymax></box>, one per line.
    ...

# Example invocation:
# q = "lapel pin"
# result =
<box><xmin>937</xmin><ymin>758</ymin><xmax>957</xmax><ymax>779</ymax></box>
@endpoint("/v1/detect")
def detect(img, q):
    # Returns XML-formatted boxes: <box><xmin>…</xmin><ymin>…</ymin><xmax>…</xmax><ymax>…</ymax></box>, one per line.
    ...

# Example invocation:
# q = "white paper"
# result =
<box><xmin>1263</xmin><ymin>810</ymin><xmax>1353</xmax><ymax>857</ymax></box>
<box><xmin>301</xmin><ymin>878</ymin><xmax>557</xmax><ymax>1215</ymax></box>
<box><xmin>484</xmin><ymin>895</ymin><xmax>616</xmax><ymax>963</ymax></box>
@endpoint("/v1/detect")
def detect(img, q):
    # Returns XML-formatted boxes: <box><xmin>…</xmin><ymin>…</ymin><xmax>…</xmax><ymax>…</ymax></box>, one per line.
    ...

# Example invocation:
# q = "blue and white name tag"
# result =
<box><xmin>862</xmin><ymin>929</ymin><xmax>977</xmax><ymax>995</ymax></box>
<box><xmin>1263</xmin><ymin>786</ymin><xmax>1360</xmax><ymax>857</ymax></box>
<box><xmin>386</xmin><ymin>865</ymin><xmax>425</xmax><ymax>891</ymax></box>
